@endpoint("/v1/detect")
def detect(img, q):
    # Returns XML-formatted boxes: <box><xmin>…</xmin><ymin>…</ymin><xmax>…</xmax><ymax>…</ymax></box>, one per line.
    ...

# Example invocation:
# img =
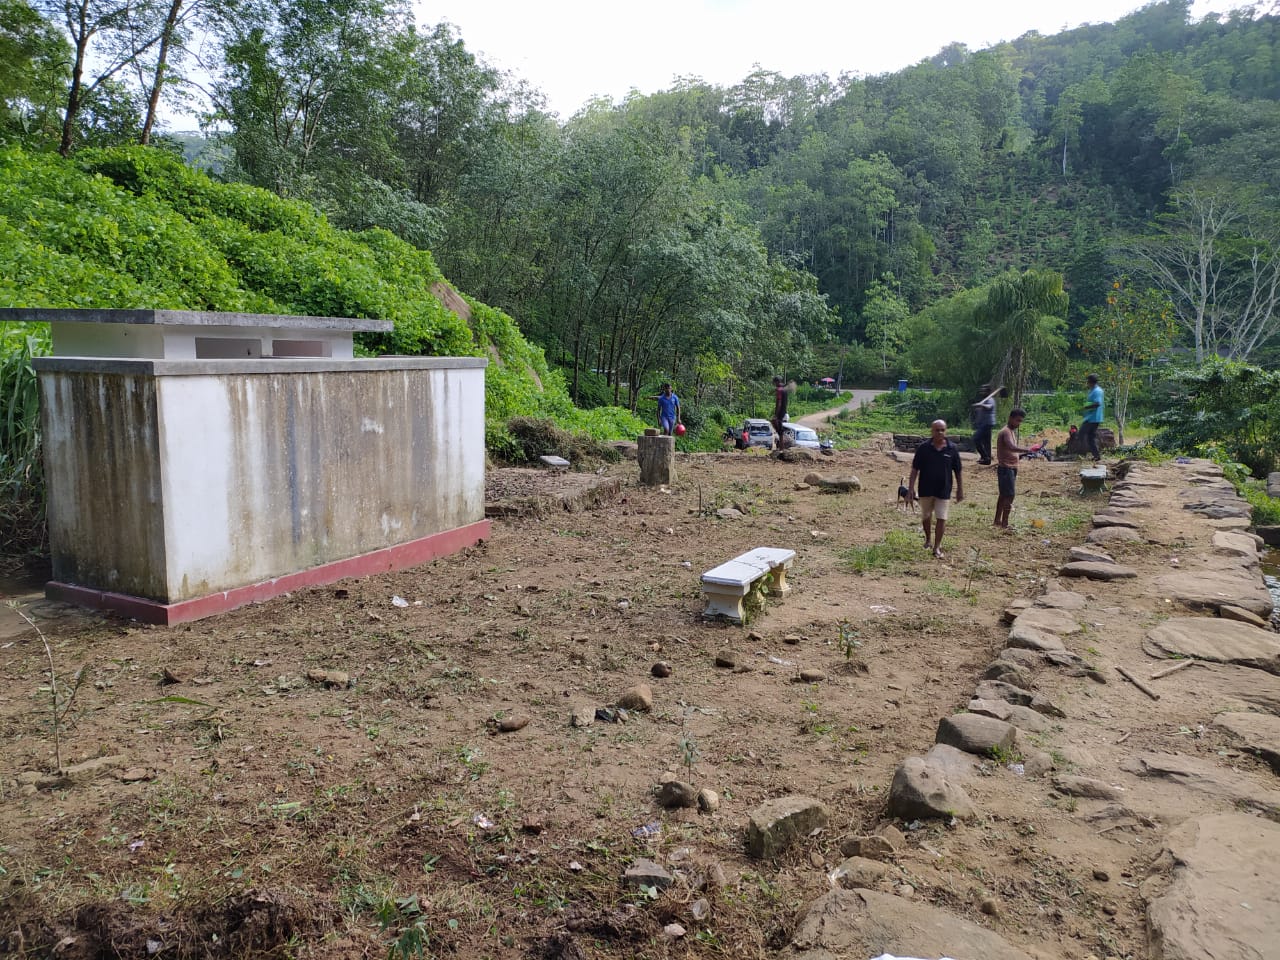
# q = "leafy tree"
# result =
<box><xmin>1151</xmin><ymin>359</ymin><xmax>1280</xmax><ymax>477</ymax></box>
<box><xmin>1078</xmin><ymin>278</ymin><xmax>1178</xmax><ymax>443</ymax></box>
<box><xmin>861</xmin><ymin>275</ymin><xmax>910</xmax><ymax>372</ymax></box>
<box><xmin>0</xmin><ymin>0</ymin><xmax>69</xmax><ymax>143</ymax></box>
<box><xmin>977</xmin><ymin>269</ymin><xmax>1069</xmax><ymax>406</ymax></box>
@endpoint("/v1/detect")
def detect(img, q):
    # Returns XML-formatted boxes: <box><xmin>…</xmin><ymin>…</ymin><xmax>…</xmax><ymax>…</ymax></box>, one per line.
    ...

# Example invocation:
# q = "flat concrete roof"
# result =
<box><xmin>33</xmin><ymin>356</ymin><xmax>488</xmax><ymax>375</ymax></box>
<box><xmin>0</xmin><ymin>308</ymin><xmax>392</xmax><ymax>332</ymax></box>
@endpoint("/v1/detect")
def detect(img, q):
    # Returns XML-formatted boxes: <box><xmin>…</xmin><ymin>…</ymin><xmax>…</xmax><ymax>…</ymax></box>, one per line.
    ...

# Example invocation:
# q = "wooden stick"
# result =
<box><xmin>1117</xmin><ymin>665</ymin><xmax>1160</xmax><ymax>701</ymax></box>
<box><xmin>1150</xmin><ymin>659</ymin><xmax>1197</xmax><ymax>680</ymax></box>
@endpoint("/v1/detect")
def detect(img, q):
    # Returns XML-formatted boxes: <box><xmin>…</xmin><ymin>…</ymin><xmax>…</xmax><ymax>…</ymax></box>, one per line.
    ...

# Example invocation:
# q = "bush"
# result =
<box><xmin>0</xmin><ymin>323</ymin><xmax>48</xmax><ymax>568</ymax></box>
<box><xmin>502</xmin><ymin>417</ymin><xmax>622</xmax><ymax>466</ymax></box>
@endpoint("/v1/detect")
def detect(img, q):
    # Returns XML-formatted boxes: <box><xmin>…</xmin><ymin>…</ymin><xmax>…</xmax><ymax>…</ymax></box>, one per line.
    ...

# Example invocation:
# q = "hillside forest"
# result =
<box><xmin>2</xmin><ymin>0</ymin><xmax>1280</xmax><ymax>497</ymax></box>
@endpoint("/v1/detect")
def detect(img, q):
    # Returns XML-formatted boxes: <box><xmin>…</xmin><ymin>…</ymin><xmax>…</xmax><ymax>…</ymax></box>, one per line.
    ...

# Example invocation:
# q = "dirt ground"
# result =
<box><xmin>0</xmin><ymin>439</ymin><xmax>1273</xmax><ymax>959</ymax></box>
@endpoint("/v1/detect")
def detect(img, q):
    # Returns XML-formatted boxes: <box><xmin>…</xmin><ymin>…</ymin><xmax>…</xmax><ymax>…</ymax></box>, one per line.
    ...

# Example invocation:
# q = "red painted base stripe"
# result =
<box><xmin>46</xmin><ymin>520</ymin><xmax>491</xmax><ymax>626</ymax></box>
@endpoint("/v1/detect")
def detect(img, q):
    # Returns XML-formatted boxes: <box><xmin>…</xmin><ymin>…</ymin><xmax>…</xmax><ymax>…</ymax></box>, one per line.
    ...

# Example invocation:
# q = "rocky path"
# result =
<box><xmin>770</xmin><ymin>457</ymin><xmax>1280</xmax><ymax>960</ymax></box>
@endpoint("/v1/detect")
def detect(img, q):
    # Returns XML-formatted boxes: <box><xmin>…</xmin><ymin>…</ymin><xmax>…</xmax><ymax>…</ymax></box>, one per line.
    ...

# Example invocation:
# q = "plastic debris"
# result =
<box><xmin>767</xmin><ymin>655</ymin><xmax>794</xmax><ymax>666</ymax></box>
<box><xmin>1007</xmin><ymin>762</ymin><xmax>1025</xmax><ymax>776</ymax></box>
<box><xmin>631</xmin><ymin>822</ymin><xmax>661</xmax><ymax>839</ymax></box>
<box><xmin>471</xmin><ymin>813</ymin><xmax>495</xmax><ymax>829</ymax></box>
<box><xmin>391</xmin><ymin>595</ymin><xmax>409</xmax><ymax>608</ymax></box>
<box><xmin>869</xmin><ymin>604</ymin><xmax>897</xmax><ymax>614</ymax></box>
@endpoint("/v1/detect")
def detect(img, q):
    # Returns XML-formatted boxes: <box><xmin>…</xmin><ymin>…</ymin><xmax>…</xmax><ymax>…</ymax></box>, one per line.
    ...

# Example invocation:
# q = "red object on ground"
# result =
<box><xmin>675</xmin><ymin>423</ymin><xmax>686</xmax><ymax>436</ymax></box>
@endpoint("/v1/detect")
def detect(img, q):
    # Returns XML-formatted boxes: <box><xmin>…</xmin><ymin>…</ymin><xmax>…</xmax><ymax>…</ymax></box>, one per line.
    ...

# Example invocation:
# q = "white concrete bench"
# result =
<box><xmin>701</xmin><ymin>547</ymin><xmax>796</xmax><ymax>622</ymax></box>
<box><xmin>1079</xmin><ymin>467</ymin><xmax>1108</xmax><ymax>495</ymax></box>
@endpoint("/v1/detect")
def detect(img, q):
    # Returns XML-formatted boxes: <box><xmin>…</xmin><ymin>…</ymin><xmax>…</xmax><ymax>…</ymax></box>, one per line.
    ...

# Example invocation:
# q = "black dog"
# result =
<box><xmin>896</xmin><ymin>477</ymin><xmax>915</xmax><ymax>512</ymax></box>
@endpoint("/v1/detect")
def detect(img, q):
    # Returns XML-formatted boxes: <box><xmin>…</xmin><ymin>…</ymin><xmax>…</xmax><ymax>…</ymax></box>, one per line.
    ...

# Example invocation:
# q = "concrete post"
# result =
<box><xmin>638</xmin><ymin>431</ymin><xmax>676</xmax><ymax>486</ymax></box>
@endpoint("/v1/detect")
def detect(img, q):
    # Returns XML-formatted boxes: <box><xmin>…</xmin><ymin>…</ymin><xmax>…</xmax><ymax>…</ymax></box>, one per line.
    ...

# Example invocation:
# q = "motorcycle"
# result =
<box><xmin>1020</xmin><ymin>436</ymin><xmax>1054</xmax><ymax>461</ymax></box>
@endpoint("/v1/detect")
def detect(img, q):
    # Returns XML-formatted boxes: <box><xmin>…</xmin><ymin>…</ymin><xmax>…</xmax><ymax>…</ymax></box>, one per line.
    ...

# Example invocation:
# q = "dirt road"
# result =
<box><xmin>795</xmin><ymin>388</ymin><xmax>886</xmax><ymax>428</ymax></box>
<box><xmin>1</xmin><ymin>445</ymin><xmax>1276</xmax><ymax>959</ymax></box>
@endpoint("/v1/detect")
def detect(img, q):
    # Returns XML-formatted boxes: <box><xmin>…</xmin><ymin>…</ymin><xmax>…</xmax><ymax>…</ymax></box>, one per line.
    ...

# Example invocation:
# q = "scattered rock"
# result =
<box><xmin>1036</xmin><ymin>590</ymin><xmax>1089</xmax><ymax>610</ymax></box>
<box><xmin>1069</xmin><ymin>546</ymin><xmax>1115</xmax><ymax>564</ymax></box>
<box><xmin>119</xmin><ymin>767</ymin><xmax>151</xmax><ymax>783</ymax></box>
<box><xmin>715</xmin><ymin>651</ymin><xmax>748</xmax><ymax>671</ymax></box>
<box><xmin>1156</xmin><ymin>570</ymin><xmax>1275</xmax><ymax>617</ymax></box>
<box><xmin>1005</xmin><ymin>705</ymin><xmax>1053</xmax><ymax>733</ymax></box>
<box><xmin>982</xmin><ymin>662</ymin><xmax>1032</xmax><ymax>687</ymax></box>
<box><xmin>1020</xmin><ymin>748</ymin><xmax>1054</xmax><ymax>777</ymax></box>
<box><xmin>1053</xmin><ymin>775</ymin><xmax>1123</xmax><ymax>800</ymax></box>
<box><xmin>1144</xmin><ymin>618</ymin><xmax>1280</xmax><ymax>674</ymax></box>
<box><xmin>657</xmin><ymin>780</ymin><xmax>698</xmax><ymax>809</ymax></box>
<box><xmin>1059</xmin><ymin>561</ymin><xmax>1138</xmax><ymax>580</ymax></box>
<box><xmin>1006</xmin><ymin>623</ymin><xmax>1066</xmax><ymax>652</ymax></box>
<box><xmin>1219</xmin><ymin>605</ymin><xmax>1269</xmax><ymax>629</ymax></box>
<box><xmin>306</xmin><ymin>669</ymin><xmax>351</xmax><ymax>689</ymax></box>
<box><xmin>798</xmin><ymin>669</ymin><xmax>827</xmax><ymax>683</ymax></box>
<box><xmin>715</xmin><ymin>508</ymin><xmax>744</xmax><ymax>519</ymax></box>
<box><xmin>1013</xmin><ymin>606</ymin><xmax>1083</xmax><ymax>635</ymax></box>
<box><xmin>1143</xmin><ymin>813</ymin><xmax>1280</xmax><ymax>960</ymax></box>
<box><xmin>922</xmin><ymin>743</ymin><xmax>980</xmax><ymax>781</ymax></box>
<box><xmin>1086</xmin><ymin>526</ymin><xmax>1144</xmax><ymax>544</ymax></box>
<box><xmin>1092</xmin><ymin>513</ymin><xmax>1138</xmax><ymax>528</ymax></box>
<box><xmin>570</xmin><ymin>705</ymin><xmax>595</xmax><ymax>728</ymax></box>
<box><xmin>663</xmin><ymin>923</ymin><xmax>686</xmax><ymax>939</ymax></box>
<box><xmin>1213</xmin><ymin>712</ymin><xmax>1280</xmax><ymax>772</ymax></box>
<box><xmin>995</xmin><ymin>648</ymin><xmax>1044</xmax><ymax>669</ymax></box>
<box><xmin>839</xmin><ymin>834</ymin><xmax>896</xmax><ymax>861</ymax></box>
<box><xmin>61</xmin><ymin>755</ymin><xmax>127</xmax><ymax>783</ymax></box>
<box><xmin>1121</xmin><ymin>753</ymin><xmax>1280</xmax><ymax>812</ymax></box>
<box><xmin>980</xmin><ymin>897</ymin><xmax>1001</xmax><ymax>916</ymax></box>
<box><xmin>1002</xmin><ymin>599</ymin><xmax>1033</xmax><ymax>624</ymax></box>
<box><xmin>650</xmin><ymin>661</ymin><xmax>672</xmax><ymax>678</ymax></box>
<box><xmin>697</xmin><ymin>788</ymin><xmax>721</xmax><ymax>813</ymax></box>
<box><xmin>831</xmin><ymin>856</ymin><xmax>891</xmax><ymax>889</ymax></box>
<box><xmin>616</xmin><ymin>683</ymin><xmax>654</xmax><ymax>711</ymax></box>
<box><xmin>1212</xmin><ymin>530</ymin><xmax>1260</xmax><ymax>560</ymax></box>
<box><xmin>782</xmin><ymin>889</ymin><xmax>1035</xmax><ymax>960</ymax></box>
<box><xmin>935</xmin><ymin>713</ymin><xmax>1017</xmax><ymax>756</ymax></box>
<box><xmin>161</xmin><ymin>665</ymin><xmax>193</xmax><ymax>684</ymax></box>
<box><xmin>496</xmin><ymin>715</ymin><xmax>530</xmax><ymax>733</ymax></box>
<box><xmin>1029</xmin><ymin>693</ymin><xmax>1067</xmax><ymax>718</ymax></box>
<box><xmin>967</xmin><ymin>698</ymin><xmax>1013</xmax><ymax>722</ymax></box>
<box><xmin>783</xmin><ymin>634</ymin><xmax>802</xmax><ymax>645</ymax></box>
<box><xmin>623</xmin><ymin>858</ymin><xmax>673</xmax><ymax>890</ymax></box>
<box><xmin>803</xmin><ymin>473</ymin><xmax>862</xmax><ymax>492</ymax></box>
<box><xmin>973</xmin><ymin>679</ymin><xmax>1034</xmax><ymax>706</ymax></box>
<box><xmin>887</xmin><ymin>757</ymin><xmax>976</xmax><ymax>820</ymax></box>
<box><xmin>1092</xmin><ymin>867</ymin><xmax>1110</xmax><ymax>882</ymax></box>
<box><xmin>1207</xmin><ymin>517</ymin><xmax>1251</xmax><ymax>531</ymax></box>
<box><xmin>745</xmin><ymin>796</ymin><xmax>829</xmax><ymax>858</ymax></box>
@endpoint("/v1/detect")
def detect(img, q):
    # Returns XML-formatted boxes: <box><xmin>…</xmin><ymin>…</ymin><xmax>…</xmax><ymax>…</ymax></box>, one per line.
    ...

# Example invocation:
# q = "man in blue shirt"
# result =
<box><xmin>908</xmin><ymin>420</ymin><xmax>964</xmax><ymax>560</ymax></box>
<box><xmin>653</xmin><ymin>383</ymin><xmax>681</xmax><ymax>436</ymax></box>
<box><xmin>1080</xmin><ymin>374</ymin><xmax>1104</xmax><ymax>463</ymax></box>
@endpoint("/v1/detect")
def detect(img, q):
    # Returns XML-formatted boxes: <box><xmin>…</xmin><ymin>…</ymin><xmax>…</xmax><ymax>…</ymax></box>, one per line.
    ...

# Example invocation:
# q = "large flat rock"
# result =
<box><xmin>1155</xmin><ymin>570</ymin><xmax>1275</xmax><ymax>618</ymax></box>
<box><xmin>1144</xmin><ymin>618</ymin><xmax>1280</xmax><ymax>674</ymax></box>
<box><xmin>1143</xmin><ymin>813</ymin><xmax>1280</xmax><ymax>960</ymax></box>
<box><xmin>1087</xmin><ymin>525</ymin><xmax>1144</xmax><ymax>544</ymax></box>
<box><xmin>784</xmin><ymin>888</ymin><xmax>1035</xmax><ymax>960</ymax></box>
<box><xmin>1120</xmin><ymin>753</ymin><xmax>1280</xmax><ymax>814</ymax></box>
<box><xmin>1211</xmin><ymin>530</ymin><xmax>1260</xmax><ymax>561</ymax></box>
<box><xmin>1011</xmin><ymin>606</ymin><xmax>1082</xmax><ymax>635</ymax></box>
<box><xmin>1060</xmin><ymin>561</ymin><xmax>1138</xmax><ymax>581</ymax></box>
<box><xmin>1213</xmin><ymin>712</ymin><xmax>1280</xmax><ymax>773</ymax></box>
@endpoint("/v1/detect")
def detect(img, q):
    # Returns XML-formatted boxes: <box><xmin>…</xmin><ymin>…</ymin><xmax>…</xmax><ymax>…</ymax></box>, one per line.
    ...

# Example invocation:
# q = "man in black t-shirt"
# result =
<box><xmin>907</xmin><ymin>420</ymin><xmax>964</xmax><ymax>559</ymax></box>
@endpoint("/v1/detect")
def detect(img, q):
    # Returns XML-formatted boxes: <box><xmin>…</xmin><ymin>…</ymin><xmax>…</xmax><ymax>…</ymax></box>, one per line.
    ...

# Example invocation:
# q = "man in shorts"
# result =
<box><xmin>994</xmin><ymin>407</ymin><xmax>1030</xmax><ymax>529</ymax></box>
<box><xmin>1079</xmin><ymin>373</ymin><xmax>1104</xmax><ymax>462</ymax></box>
<box><xmin>908</xmin><ymin>420</ymin><xmax>964</xmax><ymax>559</ymax></box>
<box><xmin>652</xmin><ymin>382</ymin><xmax>681</xmax><ymax>436</ymax></box>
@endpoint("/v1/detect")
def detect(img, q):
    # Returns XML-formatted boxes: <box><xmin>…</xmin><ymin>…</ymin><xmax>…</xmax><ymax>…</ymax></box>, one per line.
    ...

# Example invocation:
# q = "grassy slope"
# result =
<box><xmin>0</xmin><ymin>146</ymin><xmax>644</xmax><ymax>445</ymax></box>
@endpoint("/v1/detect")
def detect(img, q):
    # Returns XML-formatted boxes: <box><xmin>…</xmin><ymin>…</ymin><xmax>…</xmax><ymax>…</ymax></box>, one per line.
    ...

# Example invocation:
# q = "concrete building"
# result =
<box><xmin>6</xmin><ymin>308</ymin><xmax>489</xmax><ymax>624</ymax></box>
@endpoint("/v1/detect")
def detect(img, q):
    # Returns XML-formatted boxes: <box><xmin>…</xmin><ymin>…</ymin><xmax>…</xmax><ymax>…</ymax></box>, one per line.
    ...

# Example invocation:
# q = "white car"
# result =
<box><xmin>782</xmin><ymin>424</ymin><xmax>821</xmax><ymax>449</ymax></box>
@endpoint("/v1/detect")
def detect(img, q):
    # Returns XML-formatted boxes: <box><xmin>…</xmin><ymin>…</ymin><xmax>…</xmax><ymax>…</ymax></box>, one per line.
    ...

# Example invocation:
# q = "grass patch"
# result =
<box><xmin>839</xmin><ymin>529</ymin><xmax>921</xmax><ymax>573</ymax></box>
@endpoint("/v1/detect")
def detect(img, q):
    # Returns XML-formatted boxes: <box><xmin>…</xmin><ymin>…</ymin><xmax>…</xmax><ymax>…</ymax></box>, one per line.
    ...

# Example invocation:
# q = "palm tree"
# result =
<box><xmin>978</xmin><ymin>269</ymin><xmax>1069</xmax><ymax>406</ymax></box>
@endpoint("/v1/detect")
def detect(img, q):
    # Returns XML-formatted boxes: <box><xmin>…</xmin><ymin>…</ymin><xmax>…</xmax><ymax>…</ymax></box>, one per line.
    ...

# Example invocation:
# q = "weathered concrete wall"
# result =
<box><xmin>36</xmin><ymin>357</ymin><xmax>486</xmax><ymax>602</ymax></box>
<box><xmin>40</xmin><ymin>372</ymin><xmax>169</xmax><ymax>597</ymax></box>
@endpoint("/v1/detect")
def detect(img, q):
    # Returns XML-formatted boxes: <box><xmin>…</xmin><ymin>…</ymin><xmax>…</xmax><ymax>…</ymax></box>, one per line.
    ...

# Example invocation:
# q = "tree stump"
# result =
<box><xmin>638</xmin><ymin>433</ymin><xmax>676</xmax><ymax>486</ymax></box>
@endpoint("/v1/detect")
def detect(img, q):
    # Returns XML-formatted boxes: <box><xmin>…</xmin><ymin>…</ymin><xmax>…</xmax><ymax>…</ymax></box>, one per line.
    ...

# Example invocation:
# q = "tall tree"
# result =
<box><xmin>978</xmin><ymin>269</ymin><xmax>1069</xmax><ymax>405</ymax></box>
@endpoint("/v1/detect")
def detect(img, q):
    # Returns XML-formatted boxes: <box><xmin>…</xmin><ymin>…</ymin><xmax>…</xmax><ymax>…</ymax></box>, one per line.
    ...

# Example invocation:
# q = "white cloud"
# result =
<box><xmin>415</xmin><ymin>0</ymin><xmax>1250</xmax><ymax>117</ymax></box>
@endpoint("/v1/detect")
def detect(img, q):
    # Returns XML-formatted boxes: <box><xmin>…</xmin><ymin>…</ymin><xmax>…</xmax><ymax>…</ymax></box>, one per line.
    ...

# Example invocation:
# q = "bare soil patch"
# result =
<box><xmin>1</xmin><ymin>446</ymin><xmax>1269</xmax><ymax>958</ymax></box>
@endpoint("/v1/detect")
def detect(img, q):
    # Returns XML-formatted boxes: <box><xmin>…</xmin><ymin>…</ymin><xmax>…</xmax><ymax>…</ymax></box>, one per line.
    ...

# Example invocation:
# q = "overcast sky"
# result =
<box><xmin>415</xmin><ymin>0</ymin><xmax>1250</xmax><ymax>118</ymax></box>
